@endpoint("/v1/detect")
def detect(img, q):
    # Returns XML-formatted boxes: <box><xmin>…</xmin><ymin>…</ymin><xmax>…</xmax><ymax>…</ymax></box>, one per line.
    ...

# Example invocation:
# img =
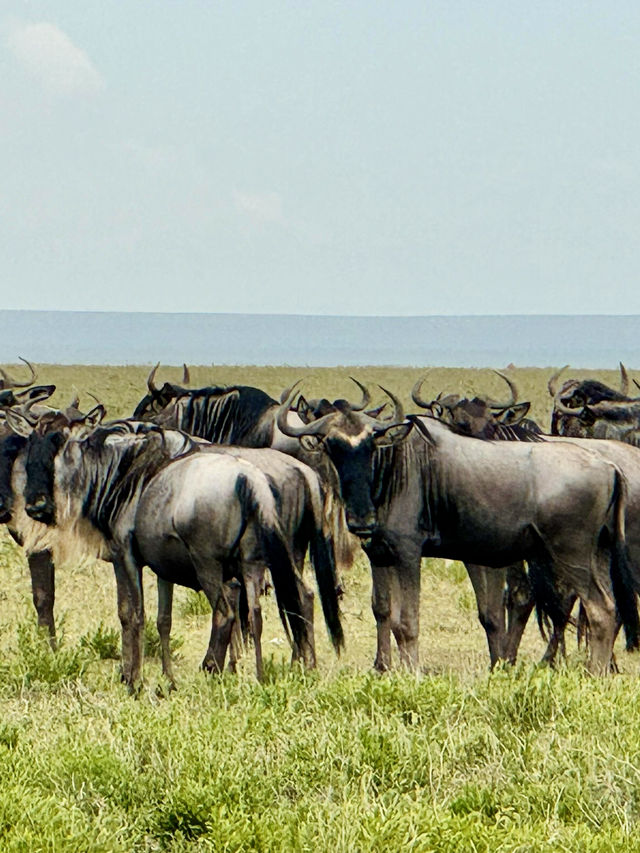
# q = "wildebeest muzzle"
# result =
<box><xmin>25</xmin><ymin>494</ymin><xmax>55</xmax><ymax>524</ymax></box>
<box><xmin>345</xmin><ymin>509</ymin><xmax>377</xmax><ymax>539</ymax></box>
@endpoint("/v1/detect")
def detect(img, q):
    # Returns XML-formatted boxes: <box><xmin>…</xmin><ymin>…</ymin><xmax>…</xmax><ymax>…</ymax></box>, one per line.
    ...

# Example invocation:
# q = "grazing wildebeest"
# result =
<box><xmin>275</xmin><ymin>386</ymin><xmax>638</xmax><ymax>675</ymax></box>
<box><xmin>19</xmin><ymin>418</ymin><xmax>343</xmax><ymax>688</ymax></box>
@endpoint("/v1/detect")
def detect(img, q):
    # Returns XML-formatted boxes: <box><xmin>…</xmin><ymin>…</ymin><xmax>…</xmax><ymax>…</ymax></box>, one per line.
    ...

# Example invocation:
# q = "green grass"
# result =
<box><xmin>0</xmin><ymin>361</ymin><xmax>638</xmax><ymax>850</ymax></box>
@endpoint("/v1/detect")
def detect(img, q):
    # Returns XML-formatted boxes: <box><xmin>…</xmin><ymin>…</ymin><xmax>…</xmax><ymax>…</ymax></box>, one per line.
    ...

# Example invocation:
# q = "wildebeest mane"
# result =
<box><xmin>561</xmin><ymin>380</ymin><xmax>631</xmax><ymax>406</ymax></box>
<box><xmin>81</xmin><ymin>431</ymin><xmax>191</xmax><ymax>537</ymax></box>
<box><xmin>373</xmin><ymin>417</ymin><xmax>544</xmax><ymax>537</ymax></box>
<box><xmin>179</xmin><ymin>386</ymin><xmax>276</xmax><ymax>445</ymax></box>
<box><xmin>484</xmin><ymin>422</ymin><xmax>545</xmax><ymax>442</ymax></box>
<box><xmin>371</xmin><ymin>429</ymin><xmax>443</xmax><ymax>540</ymax></box>
<box><xmin>408</xmin><ymin>414</ymin><xmax>544</xmax><ymax>445</ymax></box>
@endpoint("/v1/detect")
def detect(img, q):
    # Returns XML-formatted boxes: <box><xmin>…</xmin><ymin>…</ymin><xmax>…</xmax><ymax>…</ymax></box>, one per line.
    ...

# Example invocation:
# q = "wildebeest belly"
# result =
<box><xmin>134</xmin><ymin>531</ymin><xmax>202</xmax><ymax>590</ymax></box>
<box><xmin>421</xmin><ymin>525</ymin><xmax>535</xmax><ymax>568</ymax></box>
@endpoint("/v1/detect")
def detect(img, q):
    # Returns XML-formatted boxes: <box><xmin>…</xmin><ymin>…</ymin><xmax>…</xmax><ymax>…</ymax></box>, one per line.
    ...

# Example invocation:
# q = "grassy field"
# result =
<box><xmin>1</xmin><ymin>362</ymin><xmax>639</xmax><ymax>851</ymax></box>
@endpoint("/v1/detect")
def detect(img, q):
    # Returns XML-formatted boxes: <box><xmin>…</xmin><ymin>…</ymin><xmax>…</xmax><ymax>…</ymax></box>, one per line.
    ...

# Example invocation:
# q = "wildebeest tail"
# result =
<box><xmin>527</xmin><ymin>559</ymin><xmax>569</xmax><ymax>642</ymax></box>
<box><xmin>609</xmin><ymin>468</ymin><xmax>639</xmax><ymax>651</ymax></box>
<box><xmin>309</xmin><ymin>528</ymin><xmax>344</xmax><ymax>653</ymax></box>
<box><xmin>234</xmin><ymin>473</ymin><xmax>307</xmax><ymax>654</ymax></box>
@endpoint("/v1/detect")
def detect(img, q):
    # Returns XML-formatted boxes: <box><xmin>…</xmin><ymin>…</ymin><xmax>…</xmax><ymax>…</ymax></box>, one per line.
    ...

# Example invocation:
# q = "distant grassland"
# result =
<box><xmin>21</xmin><ymin>362</ymin><xmax>631</xmax><ymax>426</ymax></box>
<box><xmin>1</xmin><ymin>362</ymin><xmax>639</xmax><ymax>852</ymax></box>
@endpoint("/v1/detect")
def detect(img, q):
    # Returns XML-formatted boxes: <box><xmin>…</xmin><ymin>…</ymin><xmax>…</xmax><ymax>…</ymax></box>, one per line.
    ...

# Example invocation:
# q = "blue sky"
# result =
<box><xmin>2</xmin><ymin>2</ymin><xmax>640</xmax><ymax>315</ymax></box>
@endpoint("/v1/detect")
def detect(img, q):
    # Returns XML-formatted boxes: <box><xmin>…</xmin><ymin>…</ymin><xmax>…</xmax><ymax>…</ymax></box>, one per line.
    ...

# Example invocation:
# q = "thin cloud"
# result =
<box><xmin>6</xmin><ymin>21</ymin><xmax>104</xmax><ymax>97</ymax></box>
<box><xmin>233</xmin><ymin>190</ymin><xmax>284</xmax><ymax>225</ymax></box>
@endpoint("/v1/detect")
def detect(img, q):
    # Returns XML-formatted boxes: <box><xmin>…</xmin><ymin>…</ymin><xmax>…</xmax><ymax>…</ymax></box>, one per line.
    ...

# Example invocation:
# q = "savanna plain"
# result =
<box><xmin>3</xmin><ymin>363</ymin><xmax>640</xmax><ymax>852</ymax></box>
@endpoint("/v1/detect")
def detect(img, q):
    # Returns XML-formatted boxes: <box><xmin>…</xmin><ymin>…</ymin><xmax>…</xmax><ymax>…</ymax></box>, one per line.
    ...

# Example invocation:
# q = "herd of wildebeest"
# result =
<box><xmin>1</xmin><ymin>358</ymin><xmax>640</xmax><ymax>689</ymax></box>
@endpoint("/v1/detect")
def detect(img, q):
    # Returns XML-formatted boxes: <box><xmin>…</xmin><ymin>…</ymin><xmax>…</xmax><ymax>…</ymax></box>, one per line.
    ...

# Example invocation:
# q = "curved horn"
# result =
<box><xmin>548</xmin><ymin>365</ymin><xmax>569</xmax><ymax>397</ymax></box>
<box><xmin>276</xmin><ymin>384</ymin><xmax>335</xmax><ymax>437</ymax></box>
<box><xmin>86</xmin><ymin>391</ymin><xmax>105</xmax><ymax>409</ymax></box>
<box><xmin>620</xmin><ymin>362</ymin><xmax>629</xmax><ymax>396</ymax></box>
<box><xmin>0</xmin><ymin>357</ymin><xmax>37</xmax><ymax>390</ymax></box>
<box><xmin>485</xmin><ymin>370</ymin><xmax>517</xmax><ymax>409</ymax></box>
<box><xmin>22</xmin><ymin>392</ymin><xmax>45</xmax><ymax>418</ymax></box>
<box><xmin>279</xmin><ymin>380</ymin><xmax>303</xmax><ymax>406</ymax></box>
<box><xmin>411</xmin><ymin>375</ymin><xmax>432</xmax><ymax>410</ymax></box>
<box><xmin>347</xmin><ymin>377</ymin><xmax>371</xmax><ymax>411</ymax></box>
<box><xmin>182</xmin><ymin>364</ymin><xmax>190</xmax><ymax>385</ymax></box>
<box><xmin>377</xmin><ymin>385</ymin><xmax>404</xmax><ymax>424</ymax></box>
<box><xmin>147</xmin><ymin>363</ymin><xmax>160</xmax><ymax>394</ymax></box>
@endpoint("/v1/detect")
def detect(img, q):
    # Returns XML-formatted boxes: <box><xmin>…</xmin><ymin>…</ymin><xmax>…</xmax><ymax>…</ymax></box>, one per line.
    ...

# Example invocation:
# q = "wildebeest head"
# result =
<box><xmin>0</xmin><ymin>384</ymin><xmax>55</xmax><ymax>411</ymax></box>
<box><xmin>0</xmin><ymin>432</ymin><xmax>27</xmax><ymax>524</ymax></box>
<box><xmin>132</xmin><ymin>363</ymin><xmax>191</xmax><ymax>419</ymax></box>
<box><xmin>411</xmin><ymin>371</ymin><xmax>535</xmax><ymax>438</ymax></box>
<box><xmin>548</xmin><ymin>363</ymin><xmax>640</xmax><ymax>438</ymax></box>
<box><xmin>276</xmin><ymin>380</ymin><xmax>411</xmax><ymax>536</ymax></box>
<box><xmin>10</xmin><ymin>401</ymin><xmax>106</xmax><ymax>525</ymax></box>
<box><xmin>0</xmin><ymin>358</ymin><xmax>37</xmax><ymax>392</ymax></box>
<box><xmin>0</xmin><ymin>383</ymin><xmax>56</xmax><ymax>524</ymax></box>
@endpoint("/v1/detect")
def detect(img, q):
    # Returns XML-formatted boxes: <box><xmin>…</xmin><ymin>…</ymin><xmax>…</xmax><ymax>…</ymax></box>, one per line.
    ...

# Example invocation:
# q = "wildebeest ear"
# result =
<box><xmin>296</xmin><ymin>395</ymin><xmax>313</xmax><ymax>424</ymax></box>
<box><xmin>497</xmin><ymin>401</ymin><xmax>531</xmax><ymax>424</ymax></box>
<box><xmin>365</xmin><ymin>403</ymin><xmax>388</xmax><ymax>419</ymax></box>
<box><xmin>373</xmin><ymin>422</ymin><xmax>412</xmax><ymax>447</ymax></box>
<box><xmin>84</xmin><ymin>405</ymin><xmax>106</xmax><ymax>427</ymax></box>
<box><xmin>300</xmin><ymin>434</ymin><xmax>323</xmax><ymax>452</ymax></box>
<box><xmin>14</xmin><ymin>385</ymin><xmax>56</xmax><ymax>405</ymax></box>
<box><xmin>4</xmin><ymin>408</ymin><xmax>34</xmax><ymax>438</ymax></box>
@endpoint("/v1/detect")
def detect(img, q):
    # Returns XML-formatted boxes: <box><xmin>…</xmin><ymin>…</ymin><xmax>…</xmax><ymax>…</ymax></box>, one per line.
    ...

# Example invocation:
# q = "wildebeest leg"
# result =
<box><xmin>204</xmin><ymin>585</ymin><xmax>236</xmax><ymax>673</ymax></box>
<box><xmin>207</xmin><ymin>580</ymin><xmax>242</xmax><ymax>673</ymax></box>
<box><xmin>503</xmin><ymin>562</ymin><xmax>535</xmax><ymax>665</ymax></box>
<box><xmin>112</xmin><ymin>551</ymin><xmax>145</xmax><ymax>692</ymax></box>
<box><xmin>464</xmin><ymin>563</ymin><xmax>506</xmax><ymax>668</ymax></box>
<box><xmin>581</xmin><ymin>572</ymin><xmax>616</xmax><ymax>676</ymax></box>
<box><xmin>27</xmin><ymin>549</ymin><xmax>56</xmax><ymax>650</ymax></box>
<box><xmin>292</xmin><ymin>576</ymin><xmax>316</xmax><ymax>669</ymax></box>
<box><xmin>526</xmin><ymin>555</ymin><xmax>573</xmax><ymax>667</ymax></box>
<box><xmin>225</xmin><ymin>581</ymin><xmax>244</xmax><ymax>673</ymax></box>
<box><xmin>370</xmin><ymin>562</ymin><xmax>394</xmax><ymax>671</ymax></box>
<box><xmin>196</xmin><ymin>559</ymin><xmax>227</xmax><ymax>675</ymax></box>
<box><xmin>156</xmin><ymin>579</ymin><xmax>175</xmax><ymax>688</ymax></box>
<box><xmin>539</xmin><ymin>594</ymin><xmax>574</xmax><ymax>666</ymax></box>
<box><xmin>395</xmin><ymin>556</ymin><xmax>421</xmax><ymax>669</ymax></box>
<box><xmin>244</xmin><ymin>562</ymin><xmax>265</xmax><ymax>681</ymax></box>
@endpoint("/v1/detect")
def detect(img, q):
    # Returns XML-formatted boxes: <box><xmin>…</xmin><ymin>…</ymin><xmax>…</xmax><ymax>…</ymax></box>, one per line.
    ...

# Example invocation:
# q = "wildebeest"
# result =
<box><xmin>0</xmin><ymin>378</ymin><xmax>85</xmax><ymax>646</ymax></box>
<box><xmin>132</xmin><ymin>366</ymin><xmax>358</xmax><ymax>668</ymax></box>
<box><xmin>18</xmin><ymin>417</ymin><xmax>344</xmax><ymax>687</ymax></box>
<box><xmin>195</xmin><ymin>444</ymin><xmax>346</xmax><ymax>672</ymax></box>
<box><xmin>276</xmin><ymin>386</ymin><xmax>637</xmax><ymax>675</ymax></box>
<box><xmin>410</xmin><ymin>371</ymin><xmax>541</xmax><ymax>667</ymax></box>
<box><xmin>132</xmin><ymin>364</ymin><xmax>304</xmax><ymax>454</ymax></box>
<box><xmin>549</xmin><ymin>363</ymin><xmax>640</xmax><ymax>441</ymax></box>
<box><xmin>0</xmin><ymin>358</ymin><xmax>38</xmax><ymax>397</ymax></box>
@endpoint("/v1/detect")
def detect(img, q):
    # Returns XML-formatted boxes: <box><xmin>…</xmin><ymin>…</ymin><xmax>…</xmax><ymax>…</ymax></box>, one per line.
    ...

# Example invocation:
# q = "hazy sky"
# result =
<box><xmin>2</xmin><ymin>2</ymin><xmax>640</xmax><ymax>315</ymax></box>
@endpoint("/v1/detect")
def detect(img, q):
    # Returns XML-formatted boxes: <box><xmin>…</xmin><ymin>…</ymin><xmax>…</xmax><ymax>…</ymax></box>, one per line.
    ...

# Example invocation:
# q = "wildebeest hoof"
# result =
<box><xmin>155</xmin><ymin>679</ymin><xmax>177</xmax><ymax>698</ymax></box>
